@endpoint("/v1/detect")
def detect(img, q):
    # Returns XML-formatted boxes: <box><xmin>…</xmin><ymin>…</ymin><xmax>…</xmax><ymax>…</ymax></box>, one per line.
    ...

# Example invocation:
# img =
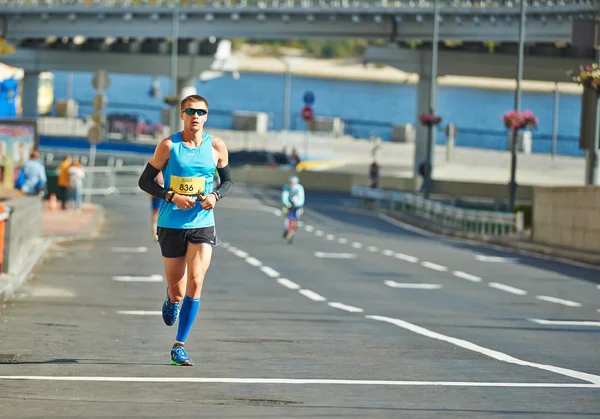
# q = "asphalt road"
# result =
<box><xmin>0</xmin><ymin>186</ymin><xmax>599</xmax><ymax>418</ymax></box>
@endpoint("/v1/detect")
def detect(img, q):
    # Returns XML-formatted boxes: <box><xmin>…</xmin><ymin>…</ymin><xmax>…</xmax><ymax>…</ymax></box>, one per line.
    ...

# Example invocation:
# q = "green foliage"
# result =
<box><xmin>239</xmin><ymin>39</ymin><xmax>383</xmax><ymax>59</ymax></box>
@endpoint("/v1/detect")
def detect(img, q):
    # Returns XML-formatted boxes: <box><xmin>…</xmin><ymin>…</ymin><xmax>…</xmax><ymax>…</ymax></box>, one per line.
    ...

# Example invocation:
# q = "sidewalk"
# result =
<box><xmin>0</xmin><ymin>200</ymin><xmax>104</xmax><ymax>302</ymax></box>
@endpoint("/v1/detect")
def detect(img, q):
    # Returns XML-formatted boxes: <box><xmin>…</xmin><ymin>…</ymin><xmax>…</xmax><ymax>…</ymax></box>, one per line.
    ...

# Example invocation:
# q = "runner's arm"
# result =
<box><xmin>211</xmin><ymin>137</ymin><xmax>233</xmax><ymax>201</ymax></box>
<box><xmin>138</xmin><ymin>138</ymin><xmax>171</xmax><ymax>200</ymax></box>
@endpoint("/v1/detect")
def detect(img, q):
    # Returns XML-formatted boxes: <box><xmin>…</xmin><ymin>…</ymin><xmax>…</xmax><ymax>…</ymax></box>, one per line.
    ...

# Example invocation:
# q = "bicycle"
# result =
<box><xmin>283</xmin><ymin>206</ymin><xmax>300</xmax><ymax>244</ymax></box>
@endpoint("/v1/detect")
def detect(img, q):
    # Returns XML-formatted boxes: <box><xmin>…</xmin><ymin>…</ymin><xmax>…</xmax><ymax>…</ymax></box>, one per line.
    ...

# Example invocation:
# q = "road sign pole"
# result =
<box><xmin>86</xmin><ymin>143</ymin><xmax>96</xmax><ymax>203</ymax></box>
<box><xmin>304</xmin><ymin>122</ymin><xmax>309</xmax><ymax>162</ymax></box>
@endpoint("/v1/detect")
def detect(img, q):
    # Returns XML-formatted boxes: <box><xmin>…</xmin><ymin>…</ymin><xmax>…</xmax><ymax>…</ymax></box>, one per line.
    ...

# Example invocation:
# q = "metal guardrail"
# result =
<box><xmin>2</xmin><ymin>0</ymin><xmax>593</xmax><ymax>9</ymax></box>
<box><xmin>83</xmin><ymin>165</ymin><xmax>145</xmax><ymax>197</ymax></box>
<box><xmin>352</xmin><ymin>185</ymin><xmax>523</xmax><ymax>236</ymax></box>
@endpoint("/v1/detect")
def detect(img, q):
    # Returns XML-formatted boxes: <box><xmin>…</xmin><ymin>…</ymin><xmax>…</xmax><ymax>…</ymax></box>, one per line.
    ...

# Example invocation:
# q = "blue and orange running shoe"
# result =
<box><xmin>162</xmin><ymin>289</ymin><xmax>180</xmax><ymax>326</ymax></box>
<box><xmin>171</xmin><ymin>345</ymin><xmax>194</xmax><ymax>366</ymax></box>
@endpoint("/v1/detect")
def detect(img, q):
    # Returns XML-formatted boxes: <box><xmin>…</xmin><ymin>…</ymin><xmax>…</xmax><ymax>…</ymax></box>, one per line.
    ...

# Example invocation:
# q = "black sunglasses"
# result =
<box><xmin>182</xmin><ymin>108</ymin><xmax>208</xmax><ymax>116</ymax></box>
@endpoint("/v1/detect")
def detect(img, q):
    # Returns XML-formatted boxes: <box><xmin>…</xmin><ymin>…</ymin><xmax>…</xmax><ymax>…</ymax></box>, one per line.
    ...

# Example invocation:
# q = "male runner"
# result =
<box><xmin>138</xmin><ymin>94</ymin><xmax>233</xmax><ymax>366</ymax></box>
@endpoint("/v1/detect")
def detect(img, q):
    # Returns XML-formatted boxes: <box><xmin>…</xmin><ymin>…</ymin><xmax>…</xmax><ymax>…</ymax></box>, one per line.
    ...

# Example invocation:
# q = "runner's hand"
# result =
<box><xmin>173</xmin><ymin>194</ymin><xmax>197</xmax><ymax>210</ymax></box>
<box><xmin>199</xmin><ymin>193</ymin><xmax>216</xmax><ymax>210</ymax></box>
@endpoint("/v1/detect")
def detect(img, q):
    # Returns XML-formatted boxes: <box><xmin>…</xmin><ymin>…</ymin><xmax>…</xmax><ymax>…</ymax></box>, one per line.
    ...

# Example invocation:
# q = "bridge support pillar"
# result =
<box><xmin>21</xmin><ymin>71</ymin><xmax>40</xmax><ymax>119</ymax></box>
<box><xmin>414</xmin><ymin>73</ymin><xmax>437</xmax><ymax>177</ymax></box>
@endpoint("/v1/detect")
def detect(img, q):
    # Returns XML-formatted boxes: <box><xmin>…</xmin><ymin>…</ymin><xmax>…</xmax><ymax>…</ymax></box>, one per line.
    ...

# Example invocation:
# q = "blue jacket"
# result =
<box><xmin>281</xmin><ymin>183</ymin><xmax>305</xmax><ymax>208</ymax></box>
<box><xmin>18</xmin><ymin>159</ymin><xmax>47</xmax><ymax>195</ymax></box>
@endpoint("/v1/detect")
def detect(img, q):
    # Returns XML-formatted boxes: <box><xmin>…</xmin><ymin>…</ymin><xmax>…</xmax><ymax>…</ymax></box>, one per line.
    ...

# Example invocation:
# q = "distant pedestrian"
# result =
<box><xmin>67</xmin><ymin>161</ymin><xmax>85</xmax><ymax>212</ymax></box>
<box><xmin>15</xmin><ymin>150</ymin><xmax>47</xmax><ymax>196</ymax></box>
<box><xmin>57</xmin><ymin>155</ymin><xmax>73</xmax><ymax>210</ymax></box>
<box><xmin>369</xmin><ymin>161</ymin><xmax>380</xmax><ymax>189</ymax></box>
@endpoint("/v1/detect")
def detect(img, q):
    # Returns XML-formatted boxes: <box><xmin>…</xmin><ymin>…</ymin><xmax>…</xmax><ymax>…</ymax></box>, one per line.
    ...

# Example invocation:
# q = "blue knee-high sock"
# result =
<box><xmin>175</xmin><ymin>296</ymin><xmax>201</xmax><ymax>343</ymax></box>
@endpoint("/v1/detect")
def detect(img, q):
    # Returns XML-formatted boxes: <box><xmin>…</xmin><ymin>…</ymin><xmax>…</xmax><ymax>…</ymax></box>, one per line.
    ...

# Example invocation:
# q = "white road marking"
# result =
<box><xmin>232</xmin><ymin>249</ymin><xmax>249</xmax><ymax>258</ymax></box>
<box><xmin>257</xmin><ymin>205</ymin><xmax>282</xmax><ymax>216</ymax></box>
<box><xmin>366</xmin><ymin>315</ymin><xmax>600</xmax><ymax>385</ymax></box>
<box><xmin>536</xmin><ymin>296</ymin><xmax>582</xmax><ymax>308</ymax></box>
<box><xmin>277</xmin><ymin>278</ymin><xmax>300</xmax><ymax>290</ymax></box>
<box><xmin>382</xmin><ymin>249</ymin><xmax>394</xmax><ymax>256</ymax></box>
<box><xmin>489</xmin><ymin>282</ymin><xmax>527</xmax><ymax>296</ymax></box>
<box><xmin>314</xmin><ymin>252</ymin><xmax>357</xmax><ymax>259</ymax></box>
<box><xmin>305</xmin><ymin>225</ymin><xmax>314</xmax><ymax>232</ymax></box>
<box><xmin>421</xmin><ymin>261</ymin><xmax>448</xmax><ymax>272</ymax></box>
<box><xmin>597</xmin><ymin>285</ymin><xmax>600</xmax><ymax>290</ymax></box>
<box><xmin>0</xmin><ymin>376</ymin><xmax>598</xmax><ymax>388</ymax></box>
<box><xmin>453</xmin><ymin>271</ymin><xmax>482</xmax><ymax>282</ymax></box>
<box><xmin>328</xmin><ymin>302</ymin><xmax>364</xmax><ymax>313</ymax></box>
<box><xmin>221</xmin><ymin>242</ymin><xmax>230</xmax><ymax>248</ymax></box>
<box><xmin>315</xmin><ymin>230</ymin><xmax>324</xmax><ymax>237</ymax></box>
<box><xmin>326</xmin><ymin>234</ymin><xmax>336</xmax><ymax>240</ymax></box>
<box><xmin>351</xmin><ymin>242</ymin><xmax>363</xmax><ymax>249</ymax></box>
<box><xmin>111</xmin><ymin>247</ymin><xmax>148</xmax><ymax>253</ymax></box>
<box><xmin>298</xmin><ymin>221</ymin><xmax>305</xmax><ymax>227</ymax></box>
<box><xmin>112</xmin><ymin>275</ymin><xmax>163</xmax><ymax>283</ymax></box>
<box><xmin>529</xmin><ymin>319</ymin><xmax>600</xmax><ymax>327</ymax></box>
<box><xmin>367</xmin><ymin>246</ymin><xmax>378</xmax><ymax>252</ymax></box>
<box><xmin>117</xmin><ymin>311</ymin><xmax>161</xmax><ymax>315</ymax></box>
<box><xmin>338</xmin><ymin>238</ymin><xmax>348</xmax><ymax>244</ymax></box>
<box><xmin>475</xmin><ymin>255</ymin><xmax>519</xmax><ymax>263</ymax></box>
<box><xmin>298</xmin><ymin>289</ymin><xmax>327</xmax><ymax>302</ymax></box>
<box><xmin>260</xmin><ymin>266</ymin><xmax>280</xmax><ymax>278</ymax></box>
<box><xmin>394</xmin><ymin>253</ymin><xmax>419</xmax><ymax>263</ymax></box>
<box><xmin>245</xmin><ymin>257</ymin><xmax>262</xmax><ymax>267</ymax></box>
<box><xmin>385</xmin><ymin>280</ymin><xmax>442</xmax><ymax>290</ymax></box>
<box><xmin>378</xmin><ymin>213</ymin><xmax>439</xmax><ymax>238</ymax></box>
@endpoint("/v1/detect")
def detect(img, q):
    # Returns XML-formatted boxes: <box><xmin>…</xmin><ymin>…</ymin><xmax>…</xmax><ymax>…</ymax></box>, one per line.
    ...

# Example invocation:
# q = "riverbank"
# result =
<box><xmin>237</xmin><ymin>51</ymin><xmax>583</xmax><ymax>95</ymax></box>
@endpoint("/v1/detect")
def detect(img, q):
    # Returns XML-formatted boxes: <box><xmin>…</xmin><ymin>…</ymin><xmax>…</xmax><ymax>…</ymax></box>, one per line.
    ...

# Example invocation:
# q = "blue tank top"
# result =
<box><xmin>157</xmin><ymin>131</ymin><xmax>216</xmax><ymax>229</ymax></box>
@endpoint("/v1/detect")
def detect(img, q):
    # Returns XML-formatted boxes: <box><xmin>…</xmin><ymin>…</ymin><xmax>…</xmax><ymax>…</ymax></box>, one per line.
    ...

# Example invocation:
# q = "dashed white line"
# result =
<box><xmin>314</xmin><ymin>252</ymin><xmax>357</xmax><ymax>259</ymax></box>
<box><xmin>245</xmin><ymin>257</ymin><xmax>262</xmax><ymax>267</ymax></box>
<box><xmin>298</xmin><ymin>289</ymin><xmax>327</xmax><ymax>302</ymax></box>
<box><xmin>305</xmin><ymin>225</ymin><xmax>314</xmax><ymax>232</ymax></box>
<box><xmin>367</xmin><ymin>246</ymin><xmax>378</xmax><ymax>252</ymax></box>
<box><xmin>529</xmin><ymin>319</ymin><xmax>600</xmax><ymax>327</ymax></box>
<box><xmin>112</xmin><ymin>275</ymin><xmax>163</xmax><ymax>283</ymax></box>
<box><xmin>536</xmin><ymin>296</ymin><xmax>582</xmax><ymax>308</ymax></box>
<box><xmin>232</xmin><ymin>249</ymin><xmax>249</xmax><ymax>258</ymax></box>
<box><xmin>366</xmin><ymin>315</ymin><xmax>600</xmax><ymax>385</ymax></box>
<box><xmin>260</xmin><ymin>266</ymin><xmax>280</xmax><ymax>278</ymax></box>
<box><xmin>385</xmin><ymin>280</ymin><xmax>442</xmax><ymax>290</ymax></box>
<box><xmin>117</xmin><ymin>311</ymin><xmax>161</xmax><ymax>315</ymax></box>
<box><xmin>382</xmin><ymin>249</ymin><xmax>394</xmax><ymax>256</ymax></box>
<box><xmin>315</xmin><ymin>230</ymin><xmax>324</xmax><ymax>237</ymax></box>
<box><xmin>297</xmin><ymin>221</ymin><xmax>305</xmax><ymax>227</ymax></box>
<box><xmin>452</xmin><ymin>271</ymin><xmax>482</xmax><ymax>283</ymax></box>
<box><xmin>326</xmin><ymin>234</ymin><xmax>336</xmax><ymax>240</ymax></box>
<box><xmin>421</xmin><ymin>261</ymin><xmax>448</xmax><ymax>272</ymax></box>
<box><xmin>111</xmin><ymin>247</ymin><xmax>148</xmax><ymax>253</ymax></box>
<box><xmin>277</xmin><ymin>278</ymin><xmax>300</xmax><ymax>290</ymax></box>
<box><xmin>394</xmin><ymin>253</ymin><xmax>419</xmax><ymax>263</ymax></box>
<box><xmin>475</xmin><ymin>255</ymin><xmax>519</xmax><ymax>263</ymax></box>
<box><xmin>328</xmin><ymin>302</ymin><xmax>364</xmax><ymax>313</ymax></box>
<box><xmin>351</xmin><ymin>242</ymin><xmax>363</xmax><ymax>249</ymax></box>
<box><xmin>338</xmin><ymin>238</ymin><xmax>348</xmax><ymax>244</ymax></box>
<box><xmin>489</xmin><ymin>282</ymin><xmax>527</xmax><ymax>296</ymax></box>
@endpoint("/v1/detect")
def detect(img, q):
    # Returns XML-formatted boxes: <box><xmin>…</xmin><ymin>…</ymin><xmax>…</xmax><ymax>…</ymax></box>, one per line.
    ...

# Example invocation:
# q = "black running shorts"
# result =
<box><xmin>157</xmin><ymin>226</ymin><xmax>221</xmax><ymax>258</ymax></box>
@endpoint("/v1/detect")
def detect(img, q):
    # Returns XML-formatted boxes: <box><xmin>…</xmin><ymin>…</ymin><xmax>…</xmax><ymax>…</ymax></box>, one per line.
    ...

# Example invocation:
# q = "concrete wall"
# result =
<box><xmin>232</xmin><ymin>166</ymin><xmax>529</xmax><ymax>201</ymax></box>
<box><xmin>4</xmin><ymin>196</ymin><xmax>43</xmax><ymax>275</ymax></box>
<box><xmin>533</xmin><ymin>186</ymin><xmax>600</xmax><ymax>252</ymax></box>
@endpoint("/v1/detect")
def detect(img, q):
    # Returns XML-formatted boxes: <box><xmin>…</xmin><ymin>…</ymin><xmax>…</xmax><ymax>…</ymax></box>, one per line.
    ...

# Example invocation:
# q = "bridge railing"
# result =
<box><xmin>2</xmin><ymin>0</ymin><xmax>592</xmax><ymax>9</ymax></box>
<box><xmin>352</xmin><ymin>185</ymin><xmax>524</xmax><ymax>236</ymax></box>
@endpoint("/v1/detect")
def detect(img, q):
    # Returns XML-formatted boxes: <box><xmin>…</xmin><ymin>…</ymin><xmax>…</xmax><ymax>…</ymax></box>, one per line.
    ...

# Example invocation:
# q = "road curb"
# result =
<box><xmin>0</xmin><ymin>204</ymin><xmax>105</xmax><ymax>303</ymax></box>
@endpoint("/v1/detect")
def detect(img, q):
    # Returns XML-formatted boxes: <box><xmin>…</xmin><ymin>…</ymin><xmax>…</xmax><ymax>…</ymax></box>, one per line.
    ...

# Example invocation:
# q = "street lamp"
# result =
<box><xmin>508</xmin><ymin>0</ymin><xmax>527</xmax><ymax>212</ymax></box>
<box><xmin>423</xmin><ymin>0</ymin><xmax>440</xmax><ymax>200</ymax></box>
<box><xmin>169</xmin><ymin>0</ymin><xmax>180</xmax><ymax>133</ymax></box>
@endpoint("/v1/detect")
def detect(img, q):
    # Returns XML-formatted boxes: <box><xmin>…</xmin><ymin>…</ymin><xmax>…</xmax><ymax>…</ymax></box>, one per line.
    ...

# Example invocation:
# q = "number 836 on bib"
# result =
<box><xmin>170</xmin><ymin>175</ymin><xmax>205</xmax><ymax>196</ymax></box>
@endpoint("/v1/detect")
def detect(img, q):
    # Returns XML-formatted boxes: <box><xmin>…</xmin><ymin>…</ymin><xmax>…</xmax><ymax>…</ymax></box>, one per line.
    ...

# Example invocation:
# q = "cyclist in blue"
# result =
<box><xmin>281</xmin><ymin>175</ymin><xmax>305</xmax><ymax>236</ymax></box>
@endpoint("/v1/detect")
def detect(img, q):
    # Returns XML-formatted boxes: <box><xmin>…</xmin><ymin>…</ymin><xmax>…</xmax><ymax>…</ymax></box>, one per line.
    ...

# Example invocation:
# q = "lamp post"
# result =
<box><xmin>169</xmin><ymin>0</ymin><xmax>180</xmax><ymax>133</ymax></box>
<box><xmin>508</xmin><ymin>0</ymin><xmax>527</xmax><ymax>212</ymax></box>
<box><xmin>423</xmin><ymin>0</ymin><xmax>440</xmax><ymax>200</ymax></box>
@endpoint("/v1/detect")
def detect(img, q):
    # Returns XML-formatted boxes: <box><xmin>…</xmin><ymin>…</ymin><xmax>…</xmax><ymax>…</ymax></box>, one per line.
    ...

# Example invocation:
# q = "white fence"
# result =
<box><xmin>82</xmin><ymin>165</ymin><xmax>145</xmax><ymax>197</ymax></box>
<box><xmin>352</xmin><ymin>185</ymin><xmax>523</xmax><ymax>236</ymax></box>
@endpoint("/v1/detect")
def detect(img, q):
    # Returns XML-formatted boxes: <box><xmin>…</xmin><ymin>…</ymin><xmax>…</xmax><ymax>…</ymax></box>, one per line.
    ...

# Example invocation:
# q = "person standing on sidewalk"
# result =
<box><xmin>138</xmin><ymin>94</ymin><xmax>233</xmax><ymax>366</ymax></box>
<box><xmin>57</xmin><ymin>155</ymin><xmax>72</xmax><ymax>210</ymax></box>
<box><xmin>67</xmin><ymin>161</ymin><xmax>85</xmax><ymax>212</ymax></box>
<box><xmin>15</xmin><ymin>150</ymin><xmax>47</xmax><ymax>196</ymax></box>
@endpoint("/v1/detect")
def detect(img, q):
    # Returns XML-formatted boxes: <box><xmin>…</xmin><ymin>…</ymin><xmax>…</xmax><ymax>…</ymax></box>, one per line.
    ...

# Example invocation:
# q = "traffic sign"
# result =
<box><xmin>303</xmin><ymin>91</ymin><xmax>315</xmax><ymax>106</ymax></box>
<box><xmin>92</xmin><ymin>93</ymin><xmax>107</xmax><ymax>111</ymax></box>
<box><xmin>87</xmin><ymin>125</ymin><xmax>104</xmax><ymax>144</ymax></box>
<box><xmin>301</xmin><ymin>105</ymin><xmax>314</xmax><ymax>122</ymax></box>
<box><xmin>92</xmin><ymin>70</ymin><xmax>110</xmax><ymax>91</ymax></box>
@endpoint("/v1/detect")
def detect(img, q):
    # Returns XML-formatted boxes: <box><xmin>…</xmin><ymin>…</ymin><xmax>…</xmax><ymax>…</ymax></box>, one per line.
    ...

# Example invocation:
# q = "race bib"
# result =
<box><xmin>170</xmin><ymin>175</ymin><xmax>205</xmax><ymax>196</ymax></box>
